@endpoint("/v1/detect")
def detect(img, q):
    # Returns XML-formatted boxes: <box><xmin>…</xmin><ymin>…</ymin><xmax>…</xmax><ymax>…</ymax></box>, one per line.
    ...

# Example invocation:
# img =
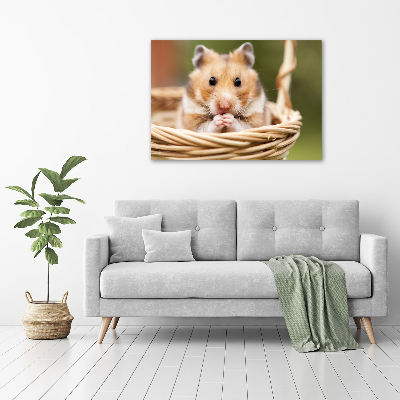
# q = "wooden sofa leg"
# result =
<box><xmin>111</xmin><ymin>317</ymin><xmax>120</xmax><ymax>329</ymax></box>
<box><xmin>353</xmin><ymin>317</ymin><xmax>361</xmax><ymax>329</ymax></box>
<box><xmin>98</xmin><ymin>317</ymin><xmax>112</xmax><ymax>344</ymax></box>
<box><xmin>361</xmin><ymin>317</ymin><xmax>376</xmax><ymax>344</ymax></box>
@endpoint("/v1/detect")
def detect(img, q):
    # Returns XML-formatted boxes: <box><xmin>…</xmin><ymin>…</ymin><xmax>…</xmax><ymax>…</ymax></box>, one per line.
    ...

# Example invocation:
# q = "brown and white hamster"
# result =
<box><xmin>180</xmin><ymin>42</ymin><xmax>267</xmax><ymax>133</ymax></box>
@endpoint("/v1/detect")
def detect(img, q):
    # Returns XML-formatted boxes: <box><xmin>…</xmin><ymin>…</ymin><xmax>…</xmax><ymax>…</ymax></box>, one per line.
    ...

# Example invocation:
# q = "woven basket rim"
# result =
<box><xmin>151</xmin><ymin>100</ymin><xmax>302</xmax><ymax>160</ymax></box>
<box><xmin>151</xmin><ymin>102</ymin><xmax>302</xmax><ymax>134</ymax></box>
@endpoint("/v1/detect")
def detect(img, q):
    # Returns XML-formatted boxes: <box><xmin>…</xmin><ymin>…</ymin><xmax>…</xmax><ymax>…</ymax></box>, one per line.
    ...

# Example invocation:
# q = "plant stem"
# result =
<box><xmin>47</xmin><ymin>262</ymin><xmax>49</xmax><ymax>303</ymax></box>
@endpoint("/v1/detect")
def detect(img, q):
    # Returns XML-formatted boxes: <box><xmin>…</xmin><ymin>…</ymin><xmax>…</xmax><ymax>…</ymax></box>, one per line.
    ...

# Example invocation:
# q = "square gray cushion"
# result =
<box><xmin>142</xmin><ymin>229</ymin><xmax>195</xmax><ymax>262</ymax></box>
<box><xmin>100</xmin><ymin>260</ymin><xmax>371</xmax><ymax>299</ymax></box>
<box><xmin>104</xmin><ymin>214</ymin><xmax>162</xmax><ymax>262</ymax></box>
<box><xmin>114</xmin><ymin>200</ymin><xmax>236</xmax><ymax>261</ymax></box>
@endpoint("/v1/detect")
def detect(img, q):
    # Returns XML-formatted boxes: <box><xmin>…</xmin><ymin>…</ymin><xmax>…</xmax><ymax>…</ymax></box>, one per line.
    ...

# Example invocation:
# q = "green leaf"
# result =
<box><xmin>14</xmin><ymin>217</ymin><xmax>41</xmax><ymax>228</ymax></box>
<box><xmin>57</xmin><ymin>178</ymin><xmax>79</xmax><ymax>193</ymax></box>
<box><xmin>34</xmin><ymin>248</ymin><xmax>43</xmax><ymax>258</ymax></box>
<box><xmin>48</xmin><ymin>235</ymin><xmax>62</xmax><ymax>248</ymax></box>
<box><xmin>45</xmin><ymin>247</ymin><xmax>58</xmax><ymax>265</ymax></box>
<box><xmin>38</xmin><ymin>222</ymin><xmax>61</xmax><ymax>235</ymax></box>
<box><xmin>38</xmin><ymin>168</ymin><xmax>61</xmax><ymax>192</ymax></box>
<box><xmin>56</xmin><ymin>194</ymin><xmax>85</xmax><ymax>204</ymax></box>
<box><xmin>39</xmin><ymin>166</ymin><xmax>81</xmax><ymax>193</ymax></box>
<box><xmin>39</xmin><ymin>193</ymin><xmax>63</xmax><ymax>206</ymax></box>
<box><xmin>60</xmin><ymin>156</ymin><xmax>87</xmax><ymax>179</ymax></box>
<box><xmin>50</xmin><ymin>216</ymin><xmax>76</xmax><ymax>225</ymax></box>
<box><xmin>30</xmin><ymin>236</ymin><xmax>48</xmax><ymax>252</ymax></box>
<box><xmin>45</xmin><ymin>206</ymin><xmax>70</xmax><ymax>214</ymax></box>
<box><xmin>6</xmin><ymin>186</ymin><xmax>33</xmax><ymax>200</ymax></box>
<box><xmin>19</xmin><ymin>209</ymin><xmax>46</xmax><ymax>218</ymax></box>
<box><xmin>31</xmin><ymin>172</ymin><xmax>40</xmax><ymax>199</ymax></box>
<box><xmin>14</xmin><ymin>199</ymin><xmax>40</xmax><ymax>207</ymax></box>
<box><xmin>25</xmin><ymin>229</ymin><xmax>41</xmax><ymax>238</ymax></box>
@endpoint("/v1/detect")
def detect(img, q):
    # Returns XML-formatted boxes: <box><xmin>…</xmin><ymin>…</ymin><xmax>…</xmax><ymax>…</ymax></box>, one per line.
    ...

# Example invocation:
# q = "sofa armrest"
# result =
<box><xmin>83</xmin><ymin>234</ymin><xmax>110</xmax><ymax>316</ymax></box>
<box><xmin>360</xmin><ymin>233</ymin><xmax>388</xmax><ymax>316</ymax></box>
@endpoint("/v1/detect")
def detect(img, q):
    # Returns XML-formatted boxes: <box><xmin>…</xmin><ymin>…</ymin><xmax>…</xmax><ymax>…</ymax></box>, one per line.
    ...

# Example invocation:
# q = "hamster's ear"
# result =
<box><xmin>236</xmin><ymin>42</ymin><xmax>255</xmax><ymax>68</ymax></box>
<box><xmin>192</xmin><ymin>45</ymin><xmax>208</xmax><ymax>68</ymax></box>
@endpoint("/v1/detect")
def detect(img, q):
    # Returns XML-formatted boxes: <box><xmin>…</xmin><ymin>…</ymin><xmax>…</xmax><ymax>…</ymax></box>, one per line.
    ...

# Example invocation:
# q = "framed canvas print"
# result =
<box><xmin>151</xmin><ymin>40</ymin><xmax>322</xmax><ymax>160</ymax></box>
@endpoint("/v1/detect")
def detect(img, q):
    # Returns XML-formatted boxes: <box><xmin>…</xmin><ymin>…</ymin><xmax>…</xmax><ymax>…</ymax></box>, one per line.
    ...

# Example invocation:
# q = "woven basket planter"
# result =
<box><xmin>22</xmin><ymin>291</ymin><xmax>74</xmax><ymax>340</ymax></box>
<box><xmin>151</xmin><ymin>40</ymin><xmax>302</xmax><ymax>160</ymax></box>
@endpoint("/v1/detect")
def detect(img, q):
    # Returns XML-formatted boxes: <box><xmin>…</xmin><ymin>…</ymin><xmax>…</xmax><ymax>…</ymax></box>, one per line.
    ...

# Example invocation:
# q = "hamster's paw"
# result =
<box><xmin>213</xmin><ymin>114</ymin><xmax>225</xmax><ymax>128</ymax></box>
<box><xmin>222</xmin><ymin>113</ymin><xmax>235</xmax><ymax>127</ymax></box>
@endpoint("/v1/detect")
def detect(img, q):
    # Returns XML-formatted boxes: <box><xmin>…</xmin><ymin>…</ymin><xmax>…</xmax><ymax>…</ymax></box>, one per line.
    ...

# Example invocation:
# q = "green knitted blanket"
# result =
<box><xmin>264</xmin><ymin>255</ymin><xmax>361</xmax><ymax>352</ymax></box>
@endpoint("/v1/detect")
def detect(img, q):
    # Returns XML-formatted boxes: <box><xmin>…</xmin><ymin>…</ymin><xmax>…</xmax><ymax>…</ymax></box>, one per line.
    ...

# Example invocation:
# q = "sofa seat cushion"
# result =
<box><xmin>100</xmin><ymin>261</ymin><xmax>371</xmax><ymax>299</ymax></box>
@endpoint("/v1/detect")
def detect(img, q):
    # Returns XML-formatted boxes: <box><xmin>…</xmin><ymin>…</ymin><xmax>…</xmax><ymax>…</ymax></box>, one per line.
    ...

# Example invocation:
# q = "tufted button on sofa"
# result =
<box><xmin>84</xmin><ymin>200</ymin><xmax>388</xmax><ymax>344</ymax></box>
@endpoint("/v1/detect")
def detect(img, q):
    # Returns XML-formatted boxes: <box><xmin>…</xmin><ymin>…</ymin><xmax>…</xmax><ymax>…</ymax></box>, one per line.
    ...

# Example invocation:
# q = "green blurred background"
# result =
<box><xmin>151</xmin><ymin>40</ymin><xmax>322</xmax><ymax>160</ymax></box>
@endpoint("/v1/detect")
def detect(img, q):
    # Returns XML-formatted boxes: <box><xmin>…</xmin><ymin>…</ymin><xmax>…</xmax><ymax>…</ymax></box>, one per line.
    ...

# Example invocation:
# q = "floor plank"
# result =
<box><xmin>160</xmin><ymin>326</ymin><xmax>193</xmax><ymax>367</ymax></box>
<box><xmin>377</xmin><ymin>366</ymin><xmax>400</xmax><ymax>392</ymax></box>
<box><xmin>221</xmin><ymin>326</ymin><xmax>247</xmax><ymax>400</ymax></box>
<box><xmin>67</xmin><ymin>333</ymin><xmax>138</xmax><ymax>399</ymax></box>
<box><xmin>0</xmin><ymin>336</ymin><xmax>42</xmax><ymax>371</ymax></box>
<box><xmin>351</xmin><ymin>327</ymin><xmax>397</xmax><ymax>367</ymax></box>
<box><xmin>378</xmin><ymin>326</ymin><xmax>400</xmax><ymax>347</ymax></box>
<box><xmin>207</xmin><ymin>326</ymin><xmax>226</xmax><ymax>348</ymax></box>
<box><xmin>0</xmin><ymin>326</ymin><xmax>88</xmax><ymax>400</ymax></box>
<box><xmin>196</xmin><ymin>326</ymin><xmax>226</xmax><ymax>400</ymax></box>
<box><xmin>349</xmin><ymin>392</ymin><xmax>379</xmax><ymax>400</ymax></box>
<box><xmin>0</xmin><ymin>339</ymin><xmax>62</xmax><ymax>389</ymax></box>
<box><xmin>264</xmin><ymin>350</ymin><xmax>298</xmax><ymax>399</ymax></box>
<box><xmin>277</xmin><ymin>327</ymin><xmax>325</xmax><ymax>400</ymax></box>
<box><xmin>225</xmin><ymin>326</ymin><xmax>246</xmax><ymax>370</ymax></box>
<box><xmin>122</xmin><ymin>326</ymin><xmax>143</xmax><ymax>335</ymax></box>
<box><xmin>145</xmin><ymin>366</ymin><xmax>180</xmax><ymax>400</ymax></box>
<box><xmin>144</xmin><ymin>326</ymin><xmax>193</xmax><ymax>400</ymax></box>
<box><xmin>346</xmin><ymin>348</ymin><xmax>400</xmax><ymax>399</ymax></box>
<box><xmin>244</xmin><ymin>326</ymin><xmax>274</xmax><ymax>399</ymax></box>
<box><xmin>118</xmin><ymin>326</ymin><xmax>177</xmax><ymax>400</ymax></box>
<box><xmin>326</xmin><ymin>353</ymin><xmax>372</xmax><ymax>393</ymax></box>
<box><xmin>261</xmin><ymin>326</ymin><xmax>283</xmax><ymax>351</ymax></box>
<box><xmin>373</xmin><ymin>327</ymin><xmax>400</xmax><ymax>357</ymax></box>
<box><xmin>306</xmin><ymin>351</ymin><xmax>352</xmax><ymax>399</ymax></box>
<box><xmin>96</xmin><ymin>326</ymin><xmax>160</xmax><ymax>396</ymax></box>
<box><xmin>246</xmin><ymin>359</ymin><xmax>274</xmax><ymax>400</ymax></box>
<box><xmin>171</xmin><ymin>327</ymin><xmax>209</xmax><ymax>398</ymax></box>
<box><xmin>0</xmin><ymin>327</ymin><xmax>23</xmax><ymax>344</ymax></box>
<box><xmin>0</xmin><ymin>326</ymin><xmax>12</xmax><ymax>334</ymax></box>
<box><xmin>0</xmin><ymin>331</ymin><xmax>29</xmax><ymax>357</ymax></box>
<box><xmin>40</xmin><ymin>326</ymin><xmax>126</xmax><ymax>399</ymax></box>
<box><xmin>200</xmin><ymin>347</ymin><xmax>225</xmax><ymax>383</ymax></box>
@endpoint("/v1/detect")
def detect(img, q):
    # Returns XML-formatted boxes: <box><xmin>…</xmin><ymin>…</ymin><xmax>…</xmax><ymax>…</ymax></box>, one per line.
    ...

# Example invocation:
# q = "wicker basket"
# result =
<box><xmin>22</xmin><ymin>291</ymin><xmax>74</xmax><ymax>340</ymax></box>
<box><xmin>151</xmin><ymin>40</ymin><xmax>302</xmax><ymax>160</ymax></box>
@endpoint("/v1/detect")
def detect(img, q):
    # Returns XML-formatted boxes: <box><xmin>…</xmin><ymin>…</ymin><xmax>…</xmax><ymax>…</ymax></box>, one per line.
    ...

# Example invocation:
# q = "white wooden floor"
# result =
<box><xmin>1</xmin><ymin>325</ymin><xmax>400</xmax><ymax>400</ymax></box>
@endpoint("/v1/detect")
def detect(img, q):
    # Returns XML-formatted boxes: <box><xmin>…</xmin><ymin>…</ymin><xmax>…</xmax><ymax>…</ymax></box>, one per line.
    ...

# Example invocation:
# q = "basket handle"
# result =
<box><xmin>276</xmin><ymin>40</ymin><xmax>297</xmax><ymax>115</ymax></box>
<box><xmin>25</xmin><ymin>291</ymin><xmax>33</xmax><ymax>303</ymax></box>
<box><xmin>62</xmin><ymin>291</ymin><xmax>69</xmax><ymax>303</ymax></box>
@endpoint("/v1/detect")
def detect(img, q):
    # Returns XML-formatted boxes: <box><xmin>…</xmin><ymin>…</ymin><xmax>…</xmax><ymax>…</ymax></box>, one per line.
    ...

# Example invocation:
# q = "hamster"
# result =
<box><xmin>180</xmin><ymin>42</ymin><xmax>267</xmax><ymax>133</ymax></box>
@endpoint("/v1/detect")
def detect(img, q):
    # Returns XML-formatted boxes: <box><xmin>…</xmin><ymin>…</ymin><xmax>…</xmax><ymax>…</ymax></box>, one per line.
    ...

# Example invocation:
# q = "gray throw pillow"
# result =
<box><xmin>105</xmin><ymin>214</ymin><xmax>162</xmax><ymax>262</ymax></box>
<box><xmin>142</xmin><ymin>229</ymin><xmax>195</xmax><ymax>263</ymax></box>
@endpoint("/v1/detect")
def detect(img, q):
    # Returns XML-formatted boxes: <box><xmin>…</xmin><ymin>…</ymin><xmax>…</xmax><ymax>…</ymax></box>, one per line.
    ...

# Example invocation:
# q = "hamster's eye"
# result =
<box><xmin>209</xmin><ymin>77</ymin><xmax>217</xmax><ymax>86</ymax></box>
<box><xmin>234</xmin><ymin>78</ymin><xmax>241</xmax><ymax>87</ymax></box>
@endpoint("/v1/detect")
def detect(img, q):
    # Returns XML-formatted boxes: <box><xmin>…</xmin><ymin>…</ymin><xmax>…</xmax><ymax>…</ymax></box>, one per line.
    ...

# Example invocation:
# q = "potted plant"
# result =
<box><xmin>6</xmin><ymin>156</ymin><xmax>86</xmax><ymax>339</ymax></box>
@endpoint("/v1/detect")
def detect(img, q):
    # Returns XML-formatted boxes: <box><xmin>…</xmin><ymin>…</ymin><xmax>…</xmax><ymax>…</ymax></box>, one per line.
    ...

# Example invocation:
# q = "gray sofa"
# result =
<box><xmin>83</xmin><ymin>200</ymin><xmax>388</xmax><ymax>344</ymax></box>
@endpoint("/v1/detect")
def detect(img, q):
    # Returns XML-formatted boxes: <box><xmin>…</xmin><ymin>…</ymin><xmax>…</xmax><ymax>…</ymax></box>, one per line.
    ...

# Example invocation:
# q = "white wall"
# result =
<box><xmin>0</xmin><ymin>0</ymin><xmax>399</xmax><ymax>326</ymax></box>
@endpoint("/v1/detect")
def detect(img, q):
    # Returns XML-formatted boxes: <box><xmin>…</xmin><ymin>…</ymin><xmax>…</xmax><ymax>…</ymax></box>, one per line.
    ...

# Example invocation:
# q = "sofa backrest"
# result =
<box><xmin>237</xmin><ymin>200</ymin><xmax>360</xmax><ymax>261</ymax></box>
<box><xmin>114</xmin><ymin>200</ymin><xmax>237</xmax><ymax>261</ymax></box>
